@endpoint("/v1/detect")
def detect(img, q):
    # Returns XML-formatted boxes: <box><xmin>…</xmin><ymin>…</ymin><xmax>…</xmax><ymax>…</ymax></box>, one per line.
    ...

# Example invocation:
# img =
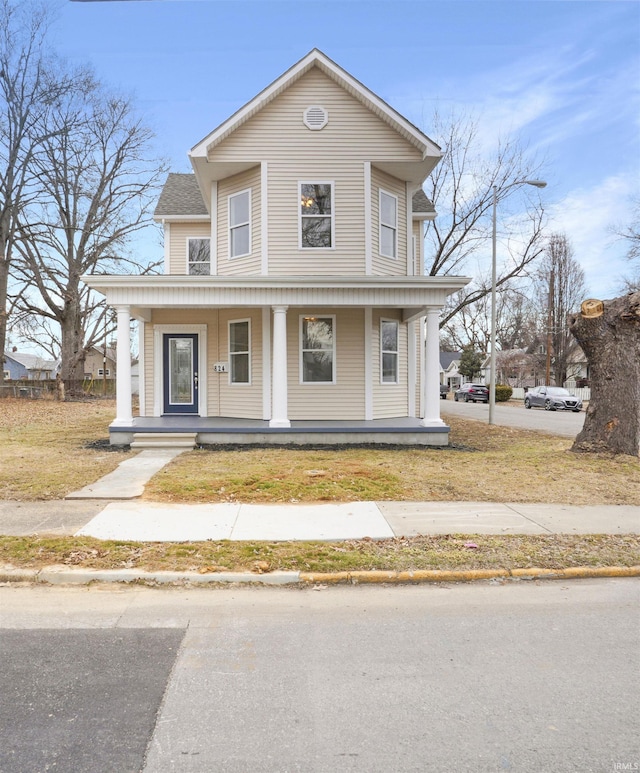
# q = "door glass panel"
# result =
<box><xmin>169</xmin><ymin>338</ymin><xmax>193</xmax><ymax>405</ymax></box>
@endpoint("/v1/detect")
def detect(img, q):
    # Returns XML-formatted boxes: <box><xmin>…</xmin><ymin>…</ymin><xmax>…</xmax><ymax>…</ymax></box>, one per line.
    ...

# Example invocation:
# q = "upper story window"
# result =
<box><xmin>188</xmin><ymin>238</ymin><xmax>211</xmax><ymax>275</ymax></box>
<box><xmin>300</xmin><ymin>315</ymin><xmax>335</xmax><ymax>383</ymax></box>
<box><xmin>379</xmin><ymin>190</ymin><xmax>397</xmax><ymax>259</ymax></box>
<box><xmin>380</xmin><ymin>320</ymin><xmax>399</xmax><ymax>383</ymax></box>
<box><xmin>229</xmin><ymin>319</ymin><xmax>250</xmax><ymax>384</ymax></box>
<box><xmin>229</xmin><ymin>189</ymin><xmax>251</xmax><ymax>258</ymax></box>
<box><xmin>299</xmin><ymin>182</ymin><xmax>334</xmax><ymax>249</ymax></box>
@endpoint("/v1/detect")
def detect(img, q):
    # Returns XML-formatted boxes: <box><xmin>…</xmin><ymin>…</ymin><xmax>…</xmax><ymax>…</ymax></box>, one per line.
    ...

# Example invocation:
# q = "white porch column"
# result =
<box><xmin>270</xmin><ymin>305</ymin><xmax>290</xmax><ymax>428</ymax></box>
<box><xmin>113</xmin><ymin>305</ymin><xmax>132</xmax><ymax>426</ymax></box>
<box><xmin>421</xmin><ymin>307</ymin><xmax>445</xmax><ymax>427</ymax></box>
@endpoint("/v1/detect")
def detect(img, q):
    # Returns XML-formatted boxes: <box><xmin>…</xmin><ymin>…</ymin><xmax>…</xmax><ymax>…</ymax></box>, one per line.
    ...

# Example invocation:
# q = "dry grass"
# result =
<box><xmin>1</xmin><ymin>398</ymin><xmax>639</xmax><ymax>506</ymax></box>
<box><xmin>1</xmin><ymin>533</ymin><xmax>638</xmax><ymax>574</ymax></box>
<box><xmin>0</xmin><ymin>398</ymin><xmax>132</xmax><ymax>500</ymax></box>
<box><xmin>144</xmin><ymin>417</ymin><xmax>640</xmax><ymax>505</ymax></box>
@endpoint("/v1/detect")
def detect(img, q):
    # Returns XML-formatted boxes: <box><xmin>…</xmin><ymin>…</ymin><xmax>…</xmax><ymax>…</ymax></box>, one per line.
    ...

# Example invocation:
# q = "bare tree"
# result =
<box><xmin>423</xmin><ymin>109</ymin><xmax>548</xmax><ymax>328</ymax></box>
<box><xmin>615</xmin><ymin>196</ymin><xmax>640</xmax><ymax>292</ymax></box>
<box><xmin>0</xmin><ymin>0</ymin><xmax>77</xmax><ymax>382</ymax></box>
<box><xmin>534</xmin><ymin>233</ymin><xmax>587</xmax><ymax>386</ymax></box>
<box><xmin>441</xmin><ymin>281</ymin><xmax>538</xmax><ymax>353</ymax></box>
<box><xmin>569</xmin><ymin>293</ymin><xmax>640</xmax><ymax>457</ymax></box>
<box><xmin>12</xmin><ymin>82</ymin><xmax>166</xmax><ymax>386</ymax></box>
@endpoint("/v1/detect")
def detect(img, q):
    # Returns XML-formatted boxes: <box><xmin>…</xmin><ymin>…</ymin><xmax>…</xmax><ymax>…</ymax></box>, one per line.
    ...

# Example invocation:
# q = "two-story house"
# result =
<box><xmin>84</xmin><ymin>50</ymin><xmax>470</xmax><ymax>447</ymax></box>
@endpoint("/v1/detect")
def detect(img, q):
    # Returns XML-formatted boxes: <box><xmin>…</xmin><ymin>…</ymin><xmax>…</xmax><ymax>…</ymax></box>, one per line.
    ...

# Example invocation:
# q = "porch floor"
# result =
<box><xmin>110</xmin><ymin>416</ymin><xmax>450</xmax><ymax>447</ymax></box>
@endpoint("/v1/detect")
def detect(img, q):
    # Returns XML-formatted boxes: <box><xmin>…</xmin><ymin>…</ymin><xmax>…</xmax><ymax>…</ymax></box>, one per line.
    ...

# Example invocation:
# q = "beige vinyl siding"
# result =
<box><xmin>415</xmin><ymin>322</ymin><xmax>422</xmax><ymax>417</ymax></box>
<box><xmin>218</xmin><ymin>309</ymin><xmax>263</xmax><ymax>419</ymax></box>
<box><xmin>217</xmin><ymin>167</ymin><xmax>262</xmax><ymax>275</ymax></box>
<box><xmin>412</xmin><ymin>221</ymin><xmax>422</xmax><ymax>276</ymax></box>
<box><xmin>287</xmin><ymin>308</ymin><xmax>365</xmax><ymax>420</ymax></box>
<box><xmin>210</xmin><ymin>69</ymin><xmax>422</xmax><ymax>276</ymax></box>
<box><xmin>143</xmin><ymin>322</ymin><xmax>154</xmax><ymax>415</ymax></box>
<box><xmin>371</xmin><ymin>168</ymin><xmax>407</xmax><ymax>276</ymax></box>
<box><xmin>168</xmin><ymin>222</ymin><xmax>211</xmax><ymax>275</ymax></box>
<box><xmin>372</xmin><ymin>310</ymin><xmax>409</xmax><ymax>418</ymax></box>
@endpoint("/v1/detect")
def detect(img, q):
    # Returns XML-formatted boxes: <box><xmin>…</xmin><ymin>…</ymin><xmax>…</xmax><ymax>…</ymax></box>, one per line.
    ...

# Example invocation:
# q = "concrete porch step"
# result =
<box><xmin>130</xmin><ymin>432</ymin><xmax>198</xmax><ymax>450</ymax></box>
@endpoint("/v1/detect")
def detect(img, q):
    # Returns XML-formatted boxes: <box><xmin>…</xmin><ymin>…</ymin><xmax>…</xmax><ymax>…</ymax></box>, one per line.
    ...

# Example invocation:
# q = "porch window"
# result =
<box><xmin>299</xmin><ymin>182</ymin><xmax>333</xmax><ymax>249</ymax></box>
<box><xmin>379</xmin><ymin>190</ymin><xmax>397</xmax><ymax>258</ymax></box>
<box><xmin>381</xmin><ymin>319</ymin><xmax>399</xmax><ymax>383</ymax></box>
<box><xmin>229</xmin><ymin>319</ymin><xmax>250</xmax><ymax>384</ymax></box>
<box><xmin>301</xmin><ymin>316</ymin><xmax>335</xmax><ymax>383</ymax></box>
<box><xmin>188</xmin><ymin>238</ymin><xmax>211</xmax><ymax>275</ymax></box>
<box><xmin>229</xmin><ymin>189</ymin><xmax>251</xmax><ymax>258</ymax></box>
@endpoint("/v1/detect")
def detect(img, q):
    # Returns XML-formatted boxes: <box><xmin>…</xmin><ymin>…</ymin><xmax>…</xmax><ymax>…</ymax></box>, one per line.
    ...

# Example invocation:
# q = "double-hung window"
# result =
<box><xmin>379</xmin><ymin>190</ymin><xmax>397</xmax><ymax>258</ymax></box>
<box><xmin>301</xmin><ymin>316</ymin><xmax>335</xmax><ymax>383</ymax></box>
<box><xmin>380</xmin><ymin>320</ymin><xmax>399</xmax><ymax>383</ymax></box>
<box><xmin>229</xmin><ymin>320</ymin><xmax>250</xmax><ymax>384</ymax></box>
<box><xmin>299</xmin><ymin>182</ymin><xmax>333</xmax><ymax>249</ymax></box>
<box><xmin>229</xmin><ymin>189</ymin><xmax>251</xmax><ymax>258</ymax></box>
<box><xmin>187</xmin><ymin>238</ymin><xmax>211</xmax><ymax>275</ymax></box>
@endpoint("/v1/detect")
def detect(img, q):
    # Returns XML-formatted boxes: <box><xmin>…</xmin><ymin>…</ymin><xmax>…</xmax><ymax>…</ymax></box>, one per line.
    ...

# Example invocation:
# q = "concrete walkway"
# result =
<box><xmin>0</xmin><ymin>448</ymin><xmax>637</xmax><ymax>540</ymax></box>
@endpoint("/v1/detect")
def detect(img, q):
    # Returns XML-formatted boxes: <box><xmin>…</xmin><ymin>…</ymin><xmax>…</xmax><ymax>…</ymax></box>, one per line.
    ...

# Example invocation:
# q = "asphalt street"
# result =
<box><xmin>1</xmin><ymin>580</ymin><xmax>638</xmax><ymax>773</ymax></box>
<box><xmin>441</xmin><ymin>398</ymin><xmax>586</xmax><ymax>437</ymax></box>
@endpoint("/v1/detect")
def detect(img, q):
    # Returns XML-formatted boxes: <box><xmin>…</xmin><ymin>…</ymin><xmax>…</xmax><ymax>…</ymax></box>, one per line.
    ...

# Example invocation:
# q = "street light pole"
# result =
<box><xmin>488</xmin><ymin>179</ymin><xmax>546</xmax><ymax>425</ymax></box>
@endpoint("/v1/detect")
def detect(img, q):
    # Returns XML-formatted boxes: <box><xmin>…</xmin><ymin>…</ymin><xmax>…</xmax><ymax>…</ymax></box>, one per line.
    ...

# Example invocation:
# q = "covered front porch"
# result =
<box><xmin>110</xmin><ymin>415</ymin><xmax>450</xmax><ymax>447</ymax></box>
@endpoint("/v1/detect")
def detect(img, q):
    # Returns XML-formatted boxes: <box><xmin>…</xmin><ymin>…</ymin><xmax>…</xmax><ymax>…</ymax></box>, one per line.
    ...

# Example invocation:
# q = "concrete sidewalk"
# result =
<box><xmin>1</xmin><ymin>499</ymin><xmax>638</xmax><ymax>541</ymax></box>
<box><xmin>0</xmin><ymin>447</ymin><xmax>637</xmax><ymax>540</ymax></box>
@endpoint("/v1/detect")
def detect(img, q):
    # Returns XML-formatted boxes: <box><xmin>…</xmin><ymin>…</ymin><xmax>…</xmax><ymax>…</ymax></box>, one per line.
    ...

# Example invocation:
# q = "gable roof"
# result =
<box><xmin>188</xmin><ymin>49</ymin><xmax>442</xmax><ymax>196</ymax></box>
<box><xmin>191</xmin><ymin>49</ymin><xmax>440</xmax><ymax>160</ymax></box>
<box><xmin>440</xmin><ymin>351</ymin><xmax>462</xmax><ymax>370</ymax></box>
<box><xmin>154</xmin><ymin>173</ymin><xmax>435</xmax><ymax>221</ymax></box>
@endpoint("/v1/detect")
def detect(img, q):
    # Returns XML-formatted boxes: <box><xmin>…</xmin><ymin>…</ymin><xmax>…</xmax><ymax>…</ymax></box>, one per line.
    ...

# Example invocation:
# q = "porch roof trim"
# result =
<box><xmin>82</xmin><ymin>274</ymin><xmax>471</xmax><ymax>312</ymax></box>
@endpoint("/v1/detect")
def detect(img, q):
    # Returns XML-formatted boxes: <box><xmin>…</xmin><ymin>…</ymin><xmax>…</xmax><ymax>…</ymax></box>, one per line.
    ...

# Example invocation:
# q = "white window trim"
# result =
<box><xmin>379</xmin><ymin>189</ymin><xmax>398</xmax><ymax>259</ymax></box>
<box><xmin>299</xmin><ymin>314</ymin><xmax>337</xmax><ymax>385</ymax></box>
<box><xmin>228</xmin><ymin>188</ymin><xmax>252</xmax><ymax>259</ymax></box>
<box><xmin>97</xmin><ymin>368</ymin><xmax>112</xmax><ymax>377</ymax></box>
<box><xmin>298</xmin><ymin>181</ymin><xmax>335</xmax><ymax>251</ymax></box>
<box><xmin>228</xmin><ymin>318</ymin><xmax>251</xmax><ymax>386</ymax></box>
<box><xmin>380</xmin><ymin>318</ymin><xmax>399</xmax><ymax>384</ymax></box>
<box><xmin>186</xmin><ymin>237</ymin><xmax>212</xmax><ymax>275</ymax></box>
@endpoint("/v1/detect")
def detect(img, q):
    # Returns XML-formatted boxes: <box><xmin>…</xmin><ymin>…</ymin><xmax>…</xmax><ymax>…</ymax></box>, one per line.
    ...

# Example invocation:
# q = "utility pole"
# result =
<box><xmin>545</xmin><ymin>268</ymin><xmax>554</xmax><ymax>385</ymax></box>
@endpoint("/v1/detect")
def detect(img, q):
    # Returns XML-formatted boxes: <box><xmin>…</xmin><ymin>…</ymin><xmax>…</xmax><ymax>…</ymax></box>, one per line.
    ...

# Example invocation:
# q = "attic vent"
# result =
<box><xmin>303</xmin><ymin>105</ymin><xmax>328</xmax><ymax>131</ymax></box>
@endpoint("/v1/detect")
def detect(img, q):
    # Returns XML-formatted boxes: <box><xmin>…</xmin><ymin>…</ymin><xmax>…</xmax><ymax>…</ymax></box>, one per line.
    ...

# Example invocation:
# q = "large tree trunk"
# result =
<box><xmin>59</xmin><ymin>303</ymin><xmax>86</xmax><ymax>392</ymax></box>
<box><xmin>568</xmin><ymin>292</ymin><xmax>640</xmax><ymax>456</ymax></box>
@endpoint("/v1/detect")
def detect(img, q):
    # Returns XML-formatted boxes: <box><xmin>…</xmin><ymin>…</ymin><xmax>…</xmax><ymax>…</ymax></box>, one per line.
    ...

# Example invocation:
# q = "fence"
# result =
<box><xmin>511</xmin><ymin>386</ymin><xmax>591</xmax><ymax>401</ymax></box>
<box><xmin>0</xmin><ymin>378</ymin><xmax>116</xmax><ymax>399</ymax></box>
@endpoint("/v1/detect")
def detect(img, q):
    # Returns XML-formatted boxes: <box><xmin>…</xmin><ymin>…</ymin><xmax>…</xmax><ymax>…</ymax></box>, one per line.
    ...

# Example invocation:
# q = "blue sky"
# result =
<box><xmin>53</xmin><ymin>0</ymin><xmax>640</xmax><ymax>296</ymax></box>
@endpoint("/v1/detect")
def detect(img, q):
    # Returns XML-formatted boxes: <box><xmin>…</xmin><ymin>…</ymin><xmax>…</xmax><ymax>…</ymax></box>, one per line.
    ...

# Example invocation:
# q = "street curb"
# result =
<box><xmin>300</xmin><ymin>566</ymin><xmax>640</xmax><ymax>584</ymax></box>
<box><xmin>1</xmin><ymin>565</ymin><xmax>639</xmax><ymax>587</ymax></box>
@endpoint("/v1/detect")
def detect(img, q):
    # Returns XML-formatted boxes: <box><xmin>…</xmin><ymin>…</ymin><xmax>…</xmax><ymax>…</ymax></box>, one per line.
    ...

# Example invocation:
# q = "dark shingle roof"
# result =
<box><xmin>155</xmin><ymin>173</ymin><xmax>435</xmax><ymax>218</ymax></box>
<box><xmin>440</xmin><ymin>351</ymin><xmax>462</xmax><ymax>370</ymax></box>
<box><xmin>154</xmin><ymin>173</ymin><xmax>208</xmax><ymax>218</ymax></box>
<box><xmin>412</xmin><ymin>188</ymin><xmax>435</xmax><ymax>214</ymax></box>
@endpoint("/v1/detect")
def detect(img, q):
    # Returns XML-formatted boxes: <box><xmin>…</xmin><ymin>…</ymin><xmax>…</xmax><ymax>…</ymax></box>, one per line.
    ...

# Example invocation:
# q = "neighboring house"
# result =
<box><xmin>565</xmin><ymin>346</ymin><xmax>590</xmax><ymax>387</ymax></box>
<box><xmin>84</xmin><ymin>346</ymin><xmax>117</xmax><ymax>381</ymax></box>
<box><xmin>440</xmin><ymin>351</ymin><xmax>463</xmax><ymax>389</ymax></box>
<box><xmin>2</xmin><ymin>350</ymin><xmax>58</xmax><ymax>381</ymax></box>
<box><xmin>83</xmin><ymin>50</ymin><xmax>470</xmax><ymax>446</ymax></box>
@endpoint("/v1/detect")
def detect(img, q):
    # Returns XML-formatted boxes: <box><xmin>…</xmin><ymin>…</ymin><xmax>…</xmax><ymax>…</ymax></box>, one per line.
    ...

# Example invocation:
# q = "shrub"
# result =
<box><xmin>495</xmin><ymin>384</ymin><xmax>513</xmax><ymax>402</ymax></box>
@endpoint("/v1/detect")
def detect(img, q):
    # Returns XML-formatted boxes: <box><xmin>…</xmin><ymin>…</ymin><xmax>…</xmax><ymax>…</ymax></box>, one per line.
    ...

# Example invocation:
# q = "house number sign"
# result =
<box><xmin>213</xmin><ymin>362</ymin><xmax>229</xmax><ymax>373</ymax></box>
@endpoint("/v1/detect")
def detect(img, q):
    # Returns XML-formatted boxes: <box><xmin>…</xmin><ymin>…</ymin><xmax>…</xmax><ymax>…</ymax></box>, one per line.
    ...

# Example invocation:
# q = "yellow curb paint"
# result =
<box><xmin>300</xmin><ymin>566</ymin><xmax>640</xmax><ymax>585</ymax></box>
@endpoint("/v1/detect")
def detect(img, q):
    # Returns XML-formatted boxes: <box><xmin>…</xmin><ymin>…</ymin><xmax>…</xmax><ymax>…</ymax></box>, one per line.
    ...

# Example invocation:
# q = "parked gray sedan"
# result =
<box><xmin>524</xmin><ymin>386</ymin><xmax>582</xmax><ymax>412</ymax></box>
